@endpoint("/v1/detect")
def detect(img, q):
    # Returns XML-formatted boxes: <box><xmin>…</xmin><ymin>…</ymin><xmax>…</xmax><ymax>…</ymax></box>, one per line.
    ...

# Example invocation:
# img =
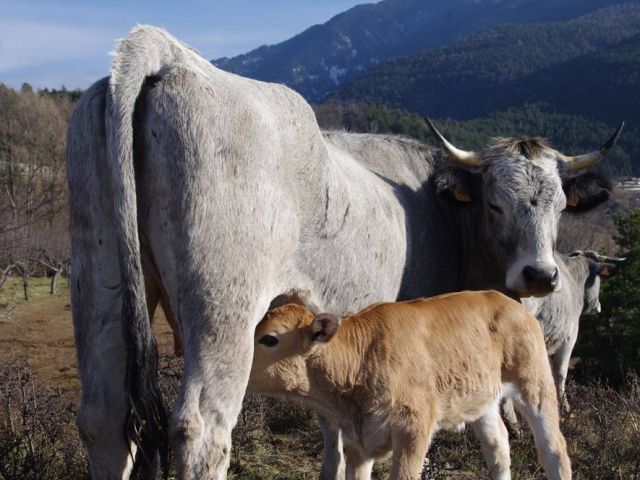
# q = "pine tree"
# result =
<box><xmin>576</xmin><ymin>209</ymin><xmax>640</xmax><ymax>384</ymax></box>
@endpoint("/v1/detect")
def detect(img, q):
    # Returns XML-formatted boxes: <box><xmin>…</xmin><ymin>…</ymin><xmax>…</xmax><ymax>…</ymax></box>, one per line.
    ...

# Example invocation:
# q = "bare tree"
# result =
<box><xmin>0</xmin><ymin>84</ymin><xmax>72</xmax><ymax>300</ymax></box>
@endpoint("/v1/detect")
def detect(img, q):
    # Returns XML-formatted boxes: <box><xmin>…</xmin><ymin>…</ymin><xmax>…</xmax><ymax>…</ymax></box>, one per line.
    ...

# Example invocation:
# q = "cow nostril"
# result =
<box><xmin>522</xmin><ymin>265</ymin><xmax>557</xmax><ymax>290</ymax></box>
<box><xmin>522</xmin><ymin>266</ymin><xmax>537</xmax><ymax>283</ymax></box>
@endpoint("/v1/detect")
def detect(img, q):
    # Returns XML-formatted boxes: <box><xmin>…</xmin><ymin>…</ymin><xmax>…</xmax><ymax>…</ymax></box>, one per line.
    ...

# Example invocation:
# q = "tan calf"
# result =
<box><xmin>249</xmin><ymin>291</ymin><xmax>571</xmax><ymax>480</ymax></box>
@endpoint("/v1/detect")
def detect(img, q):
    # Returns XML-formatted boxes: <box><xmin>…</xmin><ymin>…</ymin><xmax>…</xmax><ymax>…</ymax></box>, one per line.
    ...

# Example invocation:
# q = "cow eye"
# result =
<box><xmin>488</xmin><ymin>202</ymin><xmax>503</xmax><ymax>214</ymax></box>
<box><xmin>259</xmin><ymin>334</ymin><xmax>279</xmax><ymax>347</ymax></box>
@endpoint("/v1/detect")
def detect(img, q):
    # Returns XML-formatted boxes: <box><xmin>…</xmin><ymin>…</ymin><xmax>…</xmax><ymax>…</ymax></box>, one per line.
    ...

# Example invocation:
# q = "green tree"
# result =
<box><xmin>576</xmin><ymin>209</ymin><xmax>640</xmax><ymax>385</ymax></box>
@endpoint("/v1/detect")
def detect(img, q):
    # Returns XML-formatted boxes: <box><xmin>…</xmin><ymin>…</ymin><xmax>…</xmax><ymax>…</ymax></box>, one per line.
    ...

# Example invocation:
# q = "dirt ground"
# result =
<box><xmin>0</xmin><ymin>276</ymin><xmax>175</xmax><ymax>398</ymax></box>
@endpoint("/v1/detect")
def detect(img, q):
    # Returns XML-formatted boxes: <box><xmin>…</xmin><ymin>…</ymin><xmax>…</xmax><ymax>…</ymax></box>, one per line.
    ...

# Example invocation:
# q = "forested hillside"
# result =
<box><xmin>314</xmin><ymin>101</ymin><xmax>636</xmax><ymax>176</ymax></box>
<box><xmin>334</xmin><ymin>3</ymin><xmax>640</xmax><ymax>119</ymax></box>
<box><xmin>324</xmin><ymin>3</ymin><xmax>640</xmax><ymax>174</ymax></box>
<box><xmin>214</xmin><ymin>0</ymin><xmax>630</xmax><ymax>101</ymax></box>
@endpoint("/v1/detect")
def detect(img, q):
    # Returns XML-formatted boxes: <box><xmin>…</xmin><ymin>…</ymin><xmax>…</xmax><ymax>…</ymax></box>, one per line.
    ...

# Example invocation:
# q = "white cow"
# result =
<box><xmin>66</xmin><ymin>25</ymin><xmax>621</xmax><ymax>479</ymax></box>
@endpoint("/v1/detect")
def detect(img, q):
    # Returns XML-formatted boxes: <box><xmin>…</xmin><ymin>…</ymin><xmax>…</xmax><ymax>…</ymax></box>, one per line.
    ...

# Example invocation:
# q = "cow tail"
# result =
<box><xmin>106</xmin><ymin>25</ymin><xmax>186</xmax><ymax>478</ymax></box>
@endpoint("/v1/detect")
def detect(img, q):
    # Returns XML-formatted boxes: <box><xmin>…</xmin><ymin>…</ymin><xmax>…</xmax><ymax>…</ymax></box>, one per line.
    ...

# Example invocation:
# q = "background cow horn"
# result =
<box><xmin>571</xmin><ymin>250</ymin><xmax>627</xmax><ymax>264</ymax></box>
<box><xmin>425</xmin><ymin>118</ymin><xmax>481</xmax><ymax>167</ymax></box>
<box><xmin>560</xmin><ymin>122</ymin><xmax>624</xmax><ymax>172</ymax></box>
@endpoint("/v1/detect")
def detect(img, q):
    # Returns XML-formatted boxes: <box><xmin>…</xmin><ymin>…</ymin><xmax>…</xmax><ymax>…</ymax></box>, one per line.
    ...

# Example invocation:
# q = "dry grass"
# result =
<box><xmin>1</xmin><ymin>278</ymin><xmax>639</xmax><ymax>479</ymax></box>
<box><xmin>0</xmin><ymin>360</ymin><xmax>87</xmax><ymax>480</ymax></box>
<box><xmin>1</xmin><ymin>354</ymin><xmax>639</xmax><ymax>479</ymax></box>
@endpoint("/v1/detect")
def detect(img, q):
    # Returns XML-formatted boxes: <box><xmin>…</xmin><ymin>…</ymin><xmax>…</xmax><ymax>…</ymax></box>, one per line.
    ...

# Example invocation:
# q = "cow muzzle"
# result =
<box><xmin>507</xmin><ymin>259</ymin><xmax>561</xmax><ymax>297</ymax></box>
<box><xmin>522</xmin><ymin>265</ymin><xmax>559</xmax><ymax>295</ymax></box>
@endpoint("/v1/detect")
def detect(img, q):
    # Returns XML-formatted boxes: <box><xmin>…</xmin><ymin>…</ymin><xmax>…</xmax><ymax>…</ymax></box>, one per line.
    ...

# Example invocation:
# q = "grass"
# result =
<box><xmin>1</xmin><ymin>277</ymin><xmax>639</xmax><ymax>479</ymax></box>
<box><xmin>2</xmin><ymin>353</ymin><xmax>639</xmax><ymax>479</ymax></box>
<box><xmin>0</xmin><ymin>276</ymin><xmax>69</xmax><ymax>311</ymax></box>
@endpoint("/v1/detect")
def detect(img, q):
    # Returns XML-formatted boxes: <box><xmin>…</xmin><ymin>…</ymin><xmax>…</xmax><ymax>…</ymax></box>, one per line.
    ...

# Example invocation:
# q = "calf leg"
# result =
<box><xmin>389</xmin><ymin>414</ymin><xmax>432</xmax><ymax>480</ymax></box>
<box><xmin>344</xmin><ymin>443</ymin><xmax>374</xmax><ymax>480</ymax></box>
<box><xmin>471</xmin><ymin>401</ymin><xmax>511</xmax><ymax>480</ymax></box>
<box><xmin>500</xmin><ymin>397</ymin><xmax>521</xmax><ymax>436</ymax></box>
<box><xmin>515</xmin><ymin>375</ymin><xmax>571</xmax><ymax>479</ymax></box>
<box><xmin>319</xmin><ymin>416</ymin><xmax>346</xmax><ymax>480</ymax></box>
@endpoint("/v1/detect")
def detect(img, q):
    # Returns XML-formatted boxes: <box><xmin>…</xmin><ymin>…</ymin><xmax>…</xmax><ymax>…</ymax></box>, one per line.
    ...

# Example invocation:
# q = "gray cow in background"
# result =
<box><xmin>504</xmin><ymin>250</ymin><xmax>624</xmax><ymax>430</ymax></box>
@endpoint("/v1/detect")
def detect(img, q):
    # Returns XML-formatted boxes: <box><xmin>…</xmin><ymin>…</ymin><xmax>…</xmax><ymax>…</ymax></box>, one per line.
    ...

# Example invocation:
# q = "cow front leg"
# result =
<box><xmin>319</xmin><ymin>415</ymin><xmax>346</xmax><ymax>480</ymax></box>
<box><xmin>551</xmin><ymin>337</ymin><xmax>576</xmax><ymax>414</ymax></box>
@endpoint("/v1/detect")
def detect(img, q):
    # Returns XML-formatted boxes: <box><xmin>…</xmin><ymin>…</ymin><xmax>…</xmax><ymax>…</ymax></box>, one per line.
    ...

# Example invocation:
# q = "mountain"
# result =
<box><xmin>333</xmin><ymin>3</ymin><xmax>640</xmax><ymax>119</ymax></box>
<box><xmin>213</xmin><ymin>0</ymin><xmax>626</xmax><ymax>101</ymax></box>
<box><xmin>517</xmin><ymin>32</ymin><xmax>640</xmax><ymax>126</ymax></box>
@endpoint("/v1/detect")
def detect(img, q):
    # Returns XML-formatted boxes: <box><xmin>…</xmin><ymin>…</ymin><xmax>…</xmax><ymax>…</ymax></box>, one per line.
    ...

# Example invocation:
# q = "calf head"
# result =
<box><xmin>428</xmin><ymin>120</ymin><xmax>623</xmax><ymax>297</ymax></box>
<box><xmin>249</xmin><ymin>304</ymin><xmax>341</xmax><ymax>396</ymax></box>
<box><xmin>569</xmin><ymin>250</ymin><xmax>625</xmax><ymax>314</ymax></box>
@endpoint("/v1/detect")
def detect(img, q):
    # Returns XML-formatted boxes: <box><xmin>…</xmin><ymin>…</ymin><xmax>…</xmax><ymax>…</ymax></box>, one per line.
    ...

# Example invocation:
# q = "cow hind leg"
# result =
<box><xmin>69</xmin><ymin>77</ymin><xmax>150</xmax><ymax>480</ymax></box>
<box><xmin>471</xmin><ymin>401</ymin><xmax>511</xmax><ymax>480</ymax></box>
<box><xmin>169</xmin><ymin>292</ymin><xmax>274</xmax><ymax>480</ymax></box>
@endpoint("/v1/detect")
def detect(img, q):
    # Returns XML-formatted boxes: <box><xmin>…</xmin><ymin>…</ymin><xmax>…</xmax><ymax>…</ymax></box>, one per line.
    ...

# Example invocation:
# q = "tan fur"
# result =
<box><xmin>249</xmin><ymin>291</ymin><xmax>571</xmax><ymax>480</ymax></box>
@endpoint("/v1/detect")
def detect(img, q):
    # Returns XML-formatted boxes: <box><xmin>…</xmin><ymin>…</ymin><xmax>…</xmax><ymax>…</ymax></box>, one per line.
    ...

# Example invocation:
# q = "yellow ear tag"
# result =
<box><xmin>454</xmin><ymin>186</ymin><xmax>472</xmax><ymax>203</ymax></box>
<box><xmin>567</xmin><ymin>196</ymin><xmax>579</xmax><ymax>207</ymax></box>
<box><xmin>601</xmin><ymin>266</ymin><xmax>610</xmax><ymax>277</ymax></box>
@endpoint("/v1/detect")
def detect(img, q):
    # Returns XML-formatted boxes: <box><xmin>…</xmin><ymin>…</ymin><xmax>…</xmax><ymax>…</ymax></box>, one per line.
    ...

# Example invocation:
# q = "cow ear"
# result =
<box><xmin>562</xmin><ymin>172</ymin><xmax>612</xmax><ymax>212</ymax></box>
<box><xmin>310</xmin><ymin>313</ymin><xmax>341</xmax><ymax>343</ymax></box>
<box><xmin>431</xmin><ymin>165</ymin><xmax>480</xmax><ymax>205</ymax></box>
<box><xmin>598</xmin><ymin>262</ymin><xmax>619</xmax><ymax>279</ymax></box>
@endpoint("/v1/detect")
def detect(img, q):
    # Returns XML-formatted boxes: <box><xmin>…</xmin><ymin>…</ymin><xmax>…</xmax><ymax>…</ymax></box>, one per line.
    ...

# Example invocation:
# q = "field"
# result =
<box><xmin>1</xmin><ymin>278</ymin><xmax>639</xmax><ymax>479</ymax></box>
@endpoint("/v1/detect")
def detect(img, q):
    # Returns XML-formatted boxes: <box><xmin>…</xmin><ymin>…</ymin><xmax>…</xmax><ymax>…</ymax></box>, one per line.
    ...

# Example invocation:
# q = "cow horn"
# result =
<box><xmin>560</xmin><ymin>123</ymin><xmax>624</xmax><ymax>172</ymax></box>
<box><xmin>425</xmin><ymin>118</ymin><xmax>481</xmax><ymax>167</ymax></box>
<box><xmin>570</xmin><ymin>250</ymin><xmax>627</xmax><ymax>264</ymax></box>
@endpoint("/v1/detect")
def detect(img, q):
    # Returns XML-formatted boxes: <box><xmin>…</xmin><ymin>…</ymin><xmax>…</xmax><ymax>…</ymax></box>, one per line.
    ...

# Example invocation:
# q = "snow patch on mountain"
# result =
<box><xmin>329</xmin><ymin>65</ymin><xmax>347</xmax><ymax>85</ymax></box>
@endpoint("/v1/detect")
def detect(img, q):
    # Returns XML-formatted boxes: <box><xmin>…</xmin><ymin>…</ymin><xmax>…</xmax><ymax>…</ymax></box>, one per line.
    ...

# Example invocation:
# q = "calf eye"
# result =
<box><xmin>259</xmin><ymin>334</ymin><xmax>279</xmax><ymax>347</ymax></box>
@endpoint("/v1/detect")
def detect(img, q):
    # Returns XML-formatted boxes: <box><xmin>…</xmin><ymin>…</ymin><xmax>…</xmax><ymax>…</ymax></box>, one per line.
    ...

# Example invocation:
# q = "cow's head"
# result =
<box><xmin>428</xmin><ymin>120</ymin><xmax>623</xmax><ymax>297</ymax></box>
<box><xmin>248</xmin><ymin>303</ymin><xmax>340</xmax><ymax>396</ymax></box>
<box><xmin>569</xmin><ymin>250</ymin><xmax>625</xmax><ymax>314</ymax></box>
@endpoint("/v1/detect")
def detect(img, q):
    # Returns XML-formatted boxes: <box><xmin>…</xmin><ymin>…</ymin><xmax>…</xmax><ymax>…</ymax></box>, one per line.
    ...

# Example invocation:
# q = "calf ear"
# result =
<box><xmin>431</xmin><ymin>164</ymin><xmax>480</xmax><ymax>205</ymax></box>
<box><xmin>598</xmin><ymin>262</ymin><xmax>620</xmax><ymax>279</ymax></box>
<box><xmin>310</xmin><ymin>313</ymin><xmax>341</xmax><ymax>343</ymax></box>
<box><xmin>562</xmin><ymin>172</ymin><xmax>612</xmax><ymax>212</ymax></box>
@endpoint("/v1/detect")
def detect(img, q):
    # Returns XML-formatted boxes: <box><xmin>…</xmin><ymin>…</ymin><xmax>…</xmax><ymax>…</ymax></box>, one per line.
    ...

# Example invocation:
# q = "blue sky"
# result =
<box><xmin>0</xmin><ymin>0</ymin><xmax>367</xmax><ymax>90</ymax></box>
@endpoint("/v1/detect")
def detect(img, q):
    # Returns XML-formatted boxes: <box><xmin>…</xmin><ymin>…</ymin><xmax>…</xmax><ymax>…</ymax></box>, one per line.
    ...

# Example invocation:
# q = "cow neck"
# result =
<box><xmin>562</xmin><ymin>255</ymin><xmax>590</xmax><ymax>301</ymax></box>
<box><xmin>440</xmin><ymin>199</ymin><xmax>505</xmax><ymax>293</ymax></box>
